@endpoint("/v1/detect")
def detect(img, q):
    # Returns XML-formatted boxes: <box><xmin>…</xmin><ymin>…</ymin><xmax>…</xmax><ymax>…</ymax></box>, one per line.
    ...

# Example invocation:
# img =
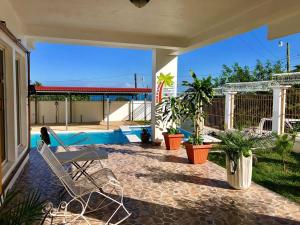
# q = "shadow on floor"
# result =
<box><xmin>136</xmin><ymin>166</ymin><xmax>232</xmax><ymax>190</ymax></box>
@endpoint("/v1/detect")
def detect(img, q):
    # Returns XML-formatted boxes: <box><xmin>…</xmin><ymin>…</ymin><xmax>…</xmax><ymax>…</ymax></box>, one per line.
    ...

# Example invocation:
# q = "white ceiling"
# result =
<box><xmin>8</xmin><ymin>0</ymin><xmax>300</xmax><ymax>53</ymax></box>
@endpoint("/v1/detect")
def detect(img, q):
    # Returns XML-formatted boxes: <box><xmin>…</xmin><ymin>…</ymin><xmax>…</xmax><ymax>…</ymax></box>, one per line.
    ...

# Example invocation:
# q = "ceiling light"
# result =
<box><xmin>130</xmin><ymin>0</ymin><xmax>151</xmax><ymax>8</ymax></box>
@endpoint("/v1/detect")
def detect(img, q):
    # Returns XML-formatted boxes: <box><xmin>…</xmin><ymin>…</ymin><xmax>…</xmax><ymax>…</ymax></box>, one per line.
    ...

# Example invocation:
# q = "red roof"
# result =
<box><xmin>35</xmin><ymin>86</ymin><xmax>151</xmax><ymax>94</ymax></box>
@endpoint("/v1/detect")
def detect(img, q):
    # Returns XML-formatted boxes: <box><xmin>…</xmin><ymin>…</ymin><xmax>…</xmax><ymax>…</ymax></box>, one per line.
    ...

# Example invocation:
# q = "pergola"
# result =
<box><xmin>33</xmin><ymin>85</ymin><xmax>151</xmax><ymax>129</ymax></box>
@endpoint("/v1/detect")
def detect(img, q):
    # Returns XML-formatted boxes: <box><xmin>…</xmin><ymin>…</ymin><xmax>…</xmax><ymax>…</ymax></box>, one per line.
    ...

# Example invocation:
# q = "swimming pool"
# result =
<box><xmin>30</xmin><ymin>130</ymin><xmax>128</xmax><ymax>148</ymax></box>
<box><xmin>30</xmin><ymin>126</ymin><xmax>191</xmax><ymax>148</ymax></box>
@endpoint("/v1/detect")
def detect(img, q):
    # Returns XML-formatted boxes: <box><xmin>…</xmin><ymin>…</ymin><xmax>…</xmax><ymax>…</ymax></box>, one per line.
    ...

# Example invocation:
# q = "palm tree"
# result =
<box><xmin>156</xmin><ymin>73</ymin><xmax>174</xmax><ymax>103</ymax></box>
<box><xmin>181</xmin><ymin>70</ymin><xmax>214</xmax><ymax>141</ymax></box>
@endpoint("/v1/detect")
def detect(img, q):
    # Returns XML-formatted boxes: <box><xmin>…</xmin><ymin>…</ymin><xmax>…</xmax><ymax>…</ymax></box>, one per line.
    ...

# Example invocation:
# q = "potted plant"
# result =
<box><xmin>156</xmin><ymin>96</ymin><xmax>184</xmax><ymax>150</ymax></box>
<box><xmin>181</xmin><ymin>71</ymin><xmax>214</xmax><ymax>163</ymax></box>
<box><xmin>216</xmin><ymin>130</ymin><xmax>267</xmax><ymax>189</ymax></box>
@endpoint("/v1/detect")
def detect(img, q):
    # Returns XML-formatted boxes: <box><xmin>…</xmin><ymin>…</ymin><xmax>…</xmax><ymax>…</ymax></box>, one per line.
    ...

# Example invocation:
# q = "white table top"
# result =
<box><xmin>55</xmin><ymin>149</ymin><xmax>108</xmax><ymax>163</ymax></box>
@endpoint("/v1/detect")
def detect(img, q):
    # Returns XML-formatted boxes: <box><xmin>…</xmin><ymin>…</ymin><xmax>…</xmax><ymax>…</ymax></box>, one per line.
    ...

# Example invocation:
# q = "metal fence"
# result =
<box><xmin>285</xmin><ymin>88</ymin><xmax>300</xmax><ymax>132</ymax></box>
<box><xmin>203</xmin><ymin>96</ymin><xmax>225</xmax><ymax>130</ymax></box>
<box><xmin>233</xmin><ymin>93</ymin><xmax>273</xmax><ymax>132</ymax></box>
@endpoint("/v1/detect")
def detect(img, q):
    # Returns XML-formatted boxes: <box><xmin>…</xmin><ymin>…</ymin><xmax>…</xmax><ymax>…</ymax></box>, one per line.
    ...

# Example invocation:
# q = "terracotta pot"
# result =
<box><xmin>184</xmin><ymin>142</ymin><xmax>212</xmax><ymax>164</ymax></box>
<box><xmin>163</xmin><ymin>133</ymin><xmax>184</xmax><ymax>150</ymax></box>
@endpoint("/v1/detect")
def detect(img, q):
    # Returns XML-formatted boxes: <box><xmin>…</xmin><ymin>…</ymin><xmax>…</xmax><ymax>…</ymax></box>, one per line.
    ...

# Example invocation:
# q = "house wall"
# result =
<box><xmin>30</xmin><ymin>100</ymin><xmax>151</xmax><ymax>124</ymax></box>
<box><xmin>0</xmin><ymin>2</ymin><xmax>29</xmax><ymax>193</ymax></box>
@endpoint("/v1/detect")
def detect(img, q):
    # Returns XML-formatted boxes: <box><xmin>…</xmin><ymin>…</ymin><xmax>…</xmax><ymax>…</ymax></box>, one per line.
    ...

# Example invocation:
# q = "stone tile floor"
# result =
<box><xmin>15</xmin><ymin>144</ymin><xmax>300</xmax><ymax>225</ymax></box>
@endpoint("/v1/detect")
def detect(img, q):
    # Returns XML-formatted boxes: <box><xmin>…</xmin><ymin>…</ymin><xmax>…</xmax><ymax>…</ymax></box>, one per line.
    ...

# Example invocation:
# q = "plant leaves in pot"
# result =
<box><xmin>215</xmin><ymin>130</ymin><xmax>268</xmax><ymax>189</ymax></box>
<box><xmin>156</xmin><ymin>96</ymin><xmax>184</xmax><ymax>150</ymax></box>
<box><xmin>180</xmin><ymin>70</ymin><xmax>214</xmax><ymax>164</ymax></box>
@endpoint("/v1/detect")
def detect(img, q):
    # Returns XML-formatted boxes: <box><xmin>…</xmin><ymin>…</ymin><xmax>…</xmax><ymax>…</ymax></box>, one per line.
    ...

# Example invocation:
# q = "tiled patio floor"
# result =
<box><xmin>15</xmin><ymin>144</ymin><xmax>300</xmax><ymax>225</ymax></box>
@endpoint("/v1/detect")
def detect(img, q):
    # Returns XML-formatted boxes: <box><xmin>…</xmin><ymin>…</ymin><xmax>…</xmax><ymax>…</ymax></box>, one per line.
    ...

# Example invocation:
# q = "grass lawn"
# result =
<box><xmin>208</xmin><ymin>150</ymin><xmax>300</xmax><ymax>204</ymax></box>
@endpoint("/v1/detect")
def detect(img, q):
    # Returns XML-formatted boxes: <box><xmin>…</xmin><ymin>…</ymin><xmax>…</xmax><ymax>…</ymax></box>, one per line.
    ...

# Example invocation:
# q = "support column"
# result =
<box><xmin>69</xmin><ymin>93</ymin><xmax>72</xmax><ymax>123</ymax></box>
<box><xmin>151</xmin><ymin>49</ymin><xmax>178</xmax><ymax>142</ymax></box>
<box><xmin>102</xmin><ymin>94</ymin><xmax>105</xmax><ymax>124</ymax></box>
<box><xmin>106</xmin><ymin>97</ymin><xmax>110</xmax><ymax>130</ymax></box>
<box><xmin>224</xmin><ymin>92</ymin><xmax>236</xmax><ymax>130</ymax></box>
<box><xmin>144</xmin><ymin>94</ymin><xmax>147</xmax><ymax>121</ymax></box>
<box><xmin>272</xmin><ymin>86</ymin><xmax>290</xmax><ymax>134</ymax></box>
<box><xmin>35</xmin><ymin>94</ymin><xmax>38</xmax><ymax>124</ymax></box>
<box><xmin>65</xmin><ymin>96</ymin><xmax>68</xmax><ymax>131</ymax></box>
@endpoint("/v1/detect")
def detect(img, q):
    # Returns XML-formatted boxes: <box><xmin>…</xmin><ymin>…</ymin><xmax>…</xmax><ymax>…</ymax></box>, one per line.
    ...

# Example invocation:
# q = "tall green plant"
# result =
<box><xmin>181</xmin><ymin>70</ymin><xmax>214</xmax><ymax>143</ymax></box>
<box><xmin>0</xmin><ymin>189</ymin><xmax>45</xmax><ymax>225</ymax></box>
<box><xmin>274</xmin><ymin>133</ymin><xmax>296</xmax><ymax>172</ymax></box>
<box><xmin>156</xmin><ymin>96</ymin><xmax>182</xmax><ymax>134</ymax></box>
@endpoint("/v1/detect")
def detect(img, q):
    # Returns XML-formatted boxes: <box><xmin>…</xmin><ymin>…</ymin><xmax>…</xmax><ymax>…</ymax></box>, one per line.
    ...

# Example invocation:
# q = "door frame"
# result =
<box><xmin>0</xmin><ymin>46</ymin><xmax>6</xmax><ymax>165</ymax></box>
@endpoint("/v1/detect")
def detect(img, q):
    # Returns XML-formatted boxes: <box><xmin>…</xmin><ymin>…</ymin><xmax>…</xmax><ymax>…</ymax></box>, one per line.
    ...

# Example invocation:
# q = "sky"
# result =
<box><xmin>31</xmin><ymin>26</ymin><xmax>300</xmax><ymax>90</ymax></box>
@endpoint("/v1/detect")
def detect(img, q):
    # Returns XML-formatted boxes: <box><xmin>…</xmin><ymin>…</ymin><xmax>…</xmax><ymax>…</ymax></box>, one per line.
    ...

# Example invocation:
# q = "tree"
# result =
<box><xmin>181</xmin><ymin>71</ymin><xmax>214</xmax><ymax>143</ymax></box>
<box><xmin>292</xmin><ymin>65</ymin><xmax>300</xmax><ymax>72</ymax></box>
<box><xmin>32</xmin><ymin>81</ymin><xmax>42</xmax><ymax>86</ymax></box>
<box><xmin>213</xmin><ymin>60</ymin><xmax>284</xmax><ymax>87</ymax></box>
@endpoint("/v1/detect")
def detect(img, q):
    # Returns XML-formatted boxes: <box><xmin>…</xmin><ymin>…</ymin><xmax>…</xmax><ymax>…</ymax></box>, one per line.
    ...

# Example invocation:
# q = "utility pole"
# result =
<box><xmin>286</xmin><ymin>42</ymin><xmax>290</xmax><ymax>72</ymax></box>
<box><xmin>134</xmin><ymin>73</ymin><xmax>137</xmax><ymax>88</ymax></box>
<box><xmin>134</xmin><ymin>73</ymin><xmax>138</xmax><ymax>100</ymax></box>
<box><xmin>279</xmin><ymin>41</ymin><xmax>291</xmax><ymax>72</ymax></box>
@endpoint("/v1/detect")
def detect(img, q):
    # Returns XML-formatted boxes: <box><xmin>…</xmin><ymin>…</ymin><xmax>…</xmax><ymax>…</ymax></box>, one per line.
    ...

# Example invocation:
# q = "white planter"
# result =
<box><xmin>226</xmin><ymin>154</ymin><xmax>252</xmax><ymax>190</ymax></box>
<box><xmin>292</xmin><ymin>136</ymin><xmax>300</xmax><ymax>153</ymax></box>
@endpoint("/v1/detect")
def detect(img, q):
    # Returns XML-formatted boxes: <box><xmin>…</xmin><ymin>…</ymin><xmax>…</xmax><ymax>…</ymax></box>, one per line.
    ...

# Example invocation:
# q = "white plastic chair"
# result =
<box><xmin>37</xmin><ymin>141</ymin><xmax>131</xmax><ymax>225</ymax></box>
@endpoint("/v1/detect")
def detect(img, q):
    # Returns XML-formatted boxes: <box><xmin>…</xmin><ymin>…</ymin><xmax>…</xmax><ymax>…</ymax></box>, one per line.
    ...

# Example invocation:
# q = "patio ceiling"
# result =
<box><xmin>7</xmin><ymin>0</ymin><xmax>300</xmax><ymax>54</ymax></box>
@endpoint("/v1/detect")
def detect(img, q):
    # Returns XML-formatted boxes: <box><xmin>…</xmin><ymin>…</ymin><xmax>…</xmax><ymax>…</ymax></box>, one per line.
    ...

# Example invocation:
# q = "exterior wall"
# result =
<box><xmin>30</xmin><ymin>100</ymin><xmax>151</xmax><ymax>124</ymax></box>
<box><xmin>72</xmin><ymin>101</ymin><xmax>103</xmax><ymax>123</ymax></box>
<box><xmin>0</xmin><ymin>5</ymin><xmax>29</xmax><ymax>193</ymax></box>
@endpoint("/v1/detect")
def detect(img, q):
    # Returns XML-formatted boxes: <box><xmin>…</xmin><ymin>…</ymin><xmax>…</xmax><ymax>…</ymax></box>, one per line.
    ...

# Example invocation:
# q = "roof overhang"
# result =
<box><xmin>34</xmin><ymin>86</ymin><xmax>152</xmax><ymax>95</ymax></box>
<box><xmin>2</xmin><ymin>0</ymin><xmax>300</xmax><ymax>54</ymax></box>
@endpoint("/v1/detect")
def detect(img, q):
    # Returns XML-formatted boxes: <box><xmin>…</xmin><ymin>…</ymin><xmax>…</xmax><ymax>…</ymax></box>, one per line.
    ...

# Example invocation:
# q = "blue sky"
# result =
<box><xmin>31</xmin><ymin>26</ymin><xmax>300</xmax><ymax>89</ymax></box>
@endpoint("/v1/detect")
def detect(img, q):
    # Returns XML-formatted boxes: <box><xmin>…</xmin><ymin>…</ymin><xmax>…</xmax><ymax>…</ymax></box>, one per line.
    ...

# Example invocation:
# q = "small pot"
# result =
<box><xmin>184</xmin><ymin>142</ymin><xmax>212</xmax><ymax>164</ymax></box>
<box><xmin>163</xmin><ymin>133</ymin><xmax>184</xmax><ymax>150</ymax></box>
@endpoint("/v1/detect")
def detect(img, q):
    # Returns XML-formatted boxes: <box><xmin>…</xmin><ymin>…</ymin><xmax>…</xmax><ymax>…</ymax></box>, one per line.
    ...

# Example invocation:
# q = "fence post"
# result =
<box><xmin>144</xmin><ymin>97</ymin><xmax>147</xmax><ymax>121</ymax></box>
<box><xmin>272</xmin><ymin>86</ymin><xmax>290</xmax><ymax>134</ymax></box>
<box><xmin>224</xmin><ymin>92</ymin><xmax>236</xmax><ymax>130</ymax></box>
<box><xmin>106</xmin><ymin>97</ymin><xmax>110</xmax><ymax>130</ymax></box>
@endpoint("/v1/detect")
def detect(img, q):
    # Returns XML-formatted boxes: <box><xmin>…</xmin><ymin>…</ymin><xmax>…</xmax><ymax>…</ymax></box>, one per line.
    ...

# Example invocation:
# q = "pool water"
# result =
<box><xmin>30</xmin><ymin>130</ymin><xmax>128</xmax><ymax>148</ymax></box>
<box><xmin>30</xmin><ymin>126</ymin><xmax>191</xmax><ymax>148</ymax></box>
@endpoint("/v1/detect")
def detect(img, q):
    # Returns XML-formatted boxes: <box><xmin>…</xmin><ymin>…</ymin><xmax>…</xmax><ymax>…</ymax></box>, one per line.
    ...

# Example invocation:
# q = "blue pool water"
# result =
<box><xmin>30</xmin><ymin>126</ymin><xmax>192</xmax><ymax>148</ymax></box>
<box><xmin>30</xmin><ymin>130</ymin><xmax>128</xmax><ymax>148</ymax></box>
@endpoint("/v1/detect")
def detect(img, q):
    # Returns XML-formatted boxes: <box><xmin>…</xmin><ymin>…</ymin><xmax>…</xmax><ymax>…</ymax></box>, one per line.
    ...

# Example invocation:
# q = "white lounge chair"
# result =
<box><xmin>46</xmin><ymin>126</ymin><xmax>105</xmax><ymax>181</ymax></box>
<box><xmin>46</xmin><ymin>126</ymin><xmax>95</xmax><ymax>152</ymax></box>
<box><xmin>37</xmin><ymin>141</ymin><xmax>131</xmax><ymax>225</ymax></box>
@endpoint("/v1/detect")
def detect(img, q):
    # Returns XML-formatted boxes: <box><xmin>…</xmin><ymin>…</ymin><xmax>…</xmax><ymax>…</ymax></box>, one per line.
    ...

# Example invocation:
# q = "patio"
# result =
<box><xmin>15</xmin><ymin>144</ymin><xmax>300</xmax><ymax>225</ymax></box>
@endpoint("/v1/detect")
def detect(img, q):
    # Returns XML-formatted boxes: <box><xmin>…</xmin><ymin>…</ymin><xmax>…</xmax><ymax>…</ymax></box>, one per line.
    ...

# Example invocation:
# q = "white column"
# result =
<box><xmin>151</xmin><ymin>49</ymin><xmax>178</xmax><ymax>142</ymax></box>
<box><xmin>106</xmin><ymin>97</ymin><xmax>110</xmax><ymax>130</ymax></box>
<box><xmin>224</xmin><ymin>92</ymin><xmax>236</xmax><ymax>130</ymax></box>
<box><xmin>272</xmin><ymin>86</ymin><xmax>290</xmax><ymax>134</ymax></box>
<box><xmin>65</xmin><ymin>97</ymin><xmax>68</xmax><ymax>131</ymax></box>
